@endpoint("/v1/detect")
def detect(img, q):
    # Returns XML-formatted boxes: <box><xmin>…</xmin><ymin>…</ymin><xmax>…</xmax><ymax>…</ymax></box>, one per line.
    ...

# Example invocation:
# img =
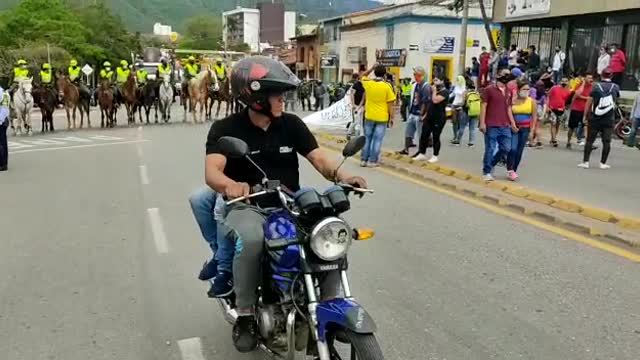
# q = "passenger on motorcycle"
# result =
<box><xmin>194</xmin><ymin>56</ymin><xmax>367</xmax><ymax>353</ymax></box>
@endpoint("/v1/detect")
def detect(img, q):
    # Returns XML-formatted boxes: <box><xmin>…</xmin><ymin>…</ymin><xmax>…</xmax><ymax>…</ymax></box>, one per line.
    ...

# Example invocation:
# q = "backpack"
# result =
<box><xmin>594</xmin><ymin>82</ymin><xmax>617</xmax><ymax>116</ymax></box>
<box><xmin>465</xmin><ymin>90</ymin><xmax>481</xmax><ymax>117</ymax></box>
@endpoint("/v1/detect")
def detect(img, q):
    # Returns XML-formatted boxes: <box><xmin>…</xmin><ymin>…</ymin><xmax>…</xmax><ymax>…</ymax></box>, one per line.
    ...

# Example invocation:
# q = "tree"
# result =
<box><xmin>180</xmin><ymin>15</ymin><xmax>223</xmax><ymax>50</ymax></box>
<box><xmin>449</xmin><ymin>0</ymin><xmax>497</xmax><ymax>51</ymax></box>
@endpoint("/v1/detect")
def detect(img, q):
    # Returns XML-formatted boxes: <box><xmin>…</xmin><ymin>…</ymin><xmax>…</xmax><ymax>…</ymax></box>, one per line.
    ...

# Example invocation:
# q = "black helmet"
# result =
<box><xmin>231</xmin><ymin>56</ymin><xmax>299</xmax><ymax>115</ymax></box>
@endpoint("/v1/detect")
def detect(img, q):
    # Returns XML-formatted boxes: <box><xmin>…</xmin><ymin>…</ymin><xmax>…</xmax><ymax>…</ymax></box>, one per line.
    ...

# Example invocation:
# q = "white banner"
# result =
<box><xmin>303</xmin><ymin>90</ymin><xmax>354</xmax><ymax>131</ymax></box>
<box><xmin>506</xmin><ymin>0</ymin><xmax>550</xmax><ymax>18</ymax></box>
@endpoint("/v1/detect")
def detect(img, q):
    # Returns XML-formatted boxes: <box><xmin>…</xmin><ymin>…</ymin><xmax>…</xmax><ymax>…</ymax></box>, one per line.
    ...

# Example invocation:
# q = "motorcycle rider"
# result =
<box><xmin>198</xmin><ymin>56</ymin><xmax>367</xmax><ymax>352</ymax></box>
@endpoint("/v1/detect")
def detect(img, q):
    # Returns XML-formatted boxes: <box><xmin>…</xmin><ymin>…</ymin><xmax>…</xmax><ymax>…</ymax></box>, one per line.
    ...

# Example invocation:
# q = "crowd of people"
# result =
<box><xmin>343</xmin><ymin>43</ymin><xmax>636</xmax><ymax>182</ymax></box>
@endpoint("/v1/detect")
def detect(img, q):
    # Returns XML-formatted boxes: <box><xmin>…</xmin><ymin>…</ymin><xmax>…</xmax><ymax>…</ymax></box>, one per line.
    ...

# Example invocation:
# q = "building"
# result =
<box><xmin>493</xmin><ymin>0</ymin><xmax>640</xmax><ymax>90</ymax></box>
<box><xmin>153</xmin><ymin>23</ymin><xmax>172</xmax><ymax>36</ymax></box>
<box><xmin>291</xmin><ymin>28</ymin><xmax>320</xmax><ymax>79</ymax></box>
<box><xmin>222</xmin><ymin>5</ymin><xmax>297</xmax><ymax>54</ymax></box>
<box><xmin>319</xmin><ymin>2</ymin><xmax>498</xmax><ymax>84</ymax></box>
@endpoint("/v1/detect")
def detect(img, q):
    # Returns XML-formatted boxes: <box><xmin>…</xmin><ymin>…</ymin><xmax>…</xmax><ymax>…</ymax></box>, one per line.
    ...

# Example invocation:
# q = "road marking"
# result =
<box><xmin>9</xmin><ymin>139</ymin><xmax>150</xmax><ymax>154</ymax></box>
<box><xmin>139</xmin><ymin>165</ymin><xmax>150</xmax><ymax>185</ymax></box>
<box><xmin>177</xmin><ymin>337</ymin><xmax>206</xmax><ymax>360</ymax></box>
<box><xmin>147</xmin><ymin>208</ymin><xmax>169</xmax><ymax>254</ymax></box>
<box><xmin>373</xmin><ymin>165</ymin><xmax>640</xmax><ymax>262</ymax></box>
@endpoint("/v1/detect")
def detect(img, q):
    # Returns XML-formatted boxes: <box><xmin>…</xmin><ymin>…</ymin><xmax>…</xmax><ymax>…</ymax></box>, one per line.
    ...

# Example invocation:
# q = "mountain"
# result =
<box><xmin>1</xmin><ymin>0</ymin><xmax>383</xmax><ymax>33</ymax></box>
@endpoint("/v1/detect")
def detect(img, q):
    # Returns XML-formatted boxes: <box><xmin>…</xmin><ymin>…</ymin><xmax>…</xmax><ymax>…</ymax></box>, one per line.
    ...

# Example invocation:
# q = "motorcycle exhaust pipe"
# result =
<box><xmin>284</xmin><ymin>308</ymin><xmax>298</xmax><ymax>360</ymax></box>
<box><xmin>216</xmin><ymin>299</ymin><xmax>237</xmax><ymax>325</ymax></box>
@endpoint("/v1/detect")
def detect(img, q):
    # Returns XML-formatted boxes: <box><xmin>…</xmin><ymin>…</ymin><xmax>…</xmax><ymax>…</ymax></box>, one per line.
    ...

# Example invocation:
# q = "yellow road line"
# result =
<box><xmin>326</xmin><ymin>146</ymin><xmax>640</xmax><ymax>262</ymax></box>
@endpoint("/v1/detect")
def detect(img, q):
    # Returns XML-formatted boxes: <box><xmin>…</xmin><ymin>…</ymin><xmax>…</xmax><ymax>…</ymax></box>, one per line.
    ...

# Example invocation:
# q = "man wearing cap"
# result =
<box><xmin>10</xmin><ymin>59</ymin><xmax>30</xmax><ymax>98</ymax></box>
<box><xmin>40</xmin><ymin>63</ymin><xmax>54</xmax><ymax>88</ymax></box>
<box><xmin>213</xmin><ymin>58</ymin><xmax>227</xmax><ymax>83</ymax></box>
<box><xmin>68</xmin><ymin>59</ymin><xmax>81</xmax><ymax>83</ymax></box>
<box><xmin>182</xmin><ymin>56</ymin><xmax>199</xmax><ymax>99</ymax></box>
<box><xmin>398</xmin><ymin>66</ymin><xmax>430</xmax><ymax>155</ymax></box>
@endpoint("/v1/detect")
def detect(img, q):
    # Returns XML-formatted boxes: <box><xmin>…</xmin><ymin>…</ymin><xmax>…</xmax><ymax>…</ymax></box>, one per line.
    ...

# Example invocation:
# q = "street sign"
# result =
<box><xmin>81</xmin><ymin>64</ymin><xmax>93</xmax><ymax>76</ymax></box>
<box><xmin>170</xmin><ymin>32</ymin><xmax>178</xmax><ymax>43</ymax></box>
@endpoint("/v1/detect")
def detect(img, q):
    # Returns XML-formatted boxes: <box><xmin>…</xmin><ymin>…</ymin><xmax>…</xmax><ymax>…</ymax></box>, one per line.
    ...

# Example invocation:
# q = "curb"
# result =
<box><xmin>316</xmin><ymin>132</ymin><xmax>640</xmax><ymax>238</ymax></box>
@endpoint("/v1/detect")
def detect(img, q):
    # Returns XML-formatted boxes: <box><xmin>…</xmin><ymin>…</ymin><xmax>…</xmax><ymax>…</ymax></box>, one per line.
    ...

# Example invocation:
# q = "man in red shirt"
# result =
<box><xmin>608</xmin><ymin>44</ymin><xmax>626</xmax><ymax>86</ymax></box>
<box><xmin>479</xmin><ymin>47</ymin><xmax>491</xmax><ymax>87</ymax></box>
<box><xmin>479</xmin><ymin>68</ymin><xmax>518</xmax><ymax>181</ymax></box>
<box><xmin>546</xmin><ymin>77</ymin><xmax>572</xmax><ymax>146</ymax></box>
<box><xmin>567</xmin><ymin>73</ymin><xmax>593</xmax><ymax>147</ymax></box>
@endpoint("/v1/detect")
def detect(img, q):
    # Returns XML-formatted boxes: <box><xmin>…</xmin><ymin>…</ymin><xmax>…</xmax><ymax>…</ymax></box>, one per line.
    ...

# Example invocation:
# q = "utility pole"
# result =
<box><xmin>458</xmin><ymin>0</ymin><xmax>469</xmax><ymax>76</ymax></box>
<box><xmin>47</xmin><ymin>43</ymin><xmax>51</xmax><ymax>65</ymax></box>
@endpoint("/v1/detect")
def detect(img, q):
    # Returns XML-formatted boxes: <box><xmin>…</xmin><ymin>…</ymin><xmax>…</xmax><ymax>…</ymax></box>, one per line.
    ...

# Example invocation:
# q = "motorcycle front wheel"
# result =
<box><xmin>328</xmin><ymin>329</ymin><xmax>384</xmax><ymax>360</ymax></box>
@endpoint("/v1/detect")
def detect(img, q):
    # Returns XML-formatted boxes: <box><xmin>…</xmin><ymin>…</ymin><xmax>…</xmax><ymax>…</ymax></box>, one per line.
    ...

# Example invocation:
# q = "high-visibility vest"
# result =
<box><xmin>69</xmin><ymin>66</ymin><xmax>81</xmax><ymax>81</ymax></box>
<box><xmin>185</xmin><ymin>63</ymin><xmax>198</xmax><ymax>77</ymax></box>
<box><xmin>1</xmin><ymin>91</ymin><xmax>10</xmax><ymax>107</ymax></box>
<box><xmin>116</xmin><ymin>67</ymin><xmax>130</xmax><ymax>84</ymax></box>
<box><xmin>13</xmin><ymin>67</ymin><xmax>30</xmax><ymax>81</ymax></box>
<box><xmin>136</xmin><ymin>69</ymin><xmax>148</xmax><ymax>84</ymax></box>
<box><xmin>158</xmin><ymin>64</ymin><xmax>171</xmax><ymax>77</ymax></box>
<box><xmin>214</xmin><ymin>64</ymin><xmax>226</xmax><ymax>79</ymax></box>
<box><xmin>401</xmin><ymin>83</ymin><xmax>412</xmax><ymax>97</ymax></box>
<box><xmin>40</xmin><ymin>70</ymin><xmax>53</xmax><ymax>84</ymax></box>
<box><xmin>100</xmin><ymin>69</ymin><xmax>114</xmax><ymax>80</ymax></box>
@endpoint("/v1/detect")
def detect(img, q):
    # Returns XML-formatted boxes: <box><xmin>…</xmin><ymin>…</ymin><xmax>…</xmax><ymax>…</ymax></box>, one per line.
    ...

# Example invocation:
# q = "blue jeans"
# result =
<box><xmin>188</xmin><ymin>187</ymin><xmax>233</xmax><ymax>274</ymax></box>
<box><xmin>457</xmin><ymin>114</ymin><xmax>478</xmax><ymax>145</ymax></box>
<box><xmin>628</xmin><ymin>117</ymin><xmax>640</xmax><ymax>147</ymax></box>
<box><xmin>483</xmin><ymin>127</ymin><xmax>512</xmax><ymax>175</ymax></box>
<box><xmin>362</xmin><ymin>119</ymin><xmax>387</xmax><ymax>163</ymax></box>
<box><xmin>507</xmin><ymin>127</ymin><xmax>530</xmax><ymax>172</ymax></box>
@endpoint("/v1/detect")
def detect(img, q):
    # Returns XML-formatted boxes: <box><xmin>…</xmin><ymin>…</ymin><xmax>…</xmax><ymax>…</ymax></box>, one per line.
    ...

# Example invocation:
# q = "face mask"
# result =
<box><xmin>556</xmin><ymin>49</ymin><xmax>560</xmax><ymax>53</ymax></box>
<box><xmin>561</xmin><ymin>83</ymin><xmax>568</xmax><ymax>87</ymax></box>
<box><xmin>105</xmin><ymin>67</ymin><xmax>111</xmax><ymax>71</ymax></box>
<box><xmin>518</xmin><ymin>90</ymin><xmax>529</xmax><ymax>98</ymax></box>
<box><xmin>610</xmin><ymin>49</ymin><xmax>615</xmax><ymax>54</ymax></box>
<box><xmin>497</xmin><ymin>74</ymin><xmax>511</xmax><ymax>83</ymax></box>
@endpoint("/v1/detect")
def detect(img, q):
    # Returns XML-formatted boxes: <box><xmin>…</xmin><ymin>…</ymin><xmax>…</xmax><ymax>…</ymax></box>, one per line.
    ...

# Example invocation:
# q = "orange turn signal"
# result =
<box><xmin>354</xmin><ymin>228</ymin><xmax>375</xmax><ymax>241</ymax></box>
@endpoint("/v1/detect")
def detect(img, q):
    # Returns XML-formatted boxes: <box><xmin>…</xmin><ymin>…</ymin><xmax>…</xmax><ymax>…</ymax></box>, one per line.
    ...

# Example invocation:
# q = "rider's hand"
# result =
<box><xmin>343</xmin><ymin>176</ymin><xmax>368</xmax><ymax>189</ymax></box>
<box><xmin>224</xmin><ymin>181</ymin><xmax>250</xmax><ymax>200</ymax></box>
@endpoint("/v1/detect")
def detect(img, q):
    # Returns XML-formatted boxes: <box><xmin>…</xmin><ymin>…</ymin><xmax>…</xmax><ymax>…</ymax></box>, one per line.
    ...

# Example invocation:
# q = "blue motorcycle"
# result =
<box><xmin>215</xmin><ymin>136</ymin><xmax>384</xmax><ymax>360</ymax></box>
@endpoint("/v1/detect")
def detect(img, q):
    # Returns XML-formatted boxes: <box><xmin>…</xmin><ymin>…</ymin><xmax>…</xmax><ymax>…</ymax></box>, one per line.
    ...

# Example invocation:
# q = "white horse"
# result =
<box><xmin>11</xmin><ymin>78</ymin><xmax>34</xmax><ymax>136</ymax></box>
<box><xmin>159</xmin><ymin>75</ymin><xmax>173</xmax><ymax>123</ymax></box>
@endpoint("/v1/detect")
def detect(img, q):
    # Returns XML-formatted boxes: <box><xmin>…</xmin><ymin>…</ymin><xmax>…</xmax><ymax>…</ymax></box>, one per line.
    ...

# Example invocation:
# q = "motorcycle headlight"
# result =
<box><xmin>310</xmin><ymin>217</ymin><xmax>352</xmax><ymax>261</ymax></box>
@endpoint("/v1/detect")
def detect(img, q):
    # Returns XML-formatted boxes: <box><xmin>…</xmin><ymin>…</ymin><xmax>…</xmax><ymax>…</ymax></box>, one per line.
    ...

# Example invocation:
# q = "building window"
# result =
<box><xmin>386</xmin><ymin>25</ymin><xmax>394</xmax><ymax>49</ymax></box>
<box><xmin>299</xmin><ymin>46</ymin><xmax>305</xmax><ymax>63</ymax></box>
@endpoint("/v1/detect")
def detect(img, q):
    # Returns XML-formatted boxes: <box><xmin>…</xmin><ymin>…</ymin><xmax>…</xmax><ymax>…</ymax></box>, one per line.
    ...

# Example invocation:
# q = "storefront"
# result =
<box><xmin>493</xmin><ymin>0</ymin><xmax>640</xmax><ymax>90</ymax></box>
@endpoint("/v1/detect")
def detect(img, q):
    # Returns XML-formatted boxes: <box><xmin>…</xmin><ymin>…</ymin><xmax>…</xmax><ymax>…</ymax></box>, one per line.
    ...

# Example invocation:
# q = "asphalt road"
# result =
<box><xmin>2</xmin><ymin>117</ymin><xmax>639</xmax><ymax>360</ymax></box>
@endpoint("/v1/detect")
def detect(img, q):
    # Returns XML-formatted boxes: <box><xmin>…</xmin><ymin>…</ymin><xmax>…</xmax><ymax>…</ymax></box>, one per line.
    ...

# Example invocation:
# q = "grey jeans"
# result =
<box><xmin>223</xmin><ymin>205</ymin><xmax>342</xmax><ymax>309</ymax></box>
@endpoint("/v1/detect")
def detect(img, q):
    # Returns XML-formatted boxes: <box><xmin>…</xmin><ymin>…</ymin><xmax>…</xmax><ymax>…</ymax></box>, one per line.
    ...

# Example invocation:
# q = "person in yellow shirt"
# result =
<box><xmin>359</xmin><ymin>63</ymin><xmax>396</xmax><ymax>167</ymax></box>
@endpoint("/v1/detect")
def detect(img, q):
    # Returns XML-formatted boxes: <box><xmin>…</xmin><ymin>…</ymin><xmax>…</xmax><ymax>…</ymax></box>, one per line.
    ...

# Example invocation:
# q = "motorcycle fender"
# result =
<box><xmin>315</xmin><ymin>298</ymin><xmax>377</xmax><ymax>341</ymax></box>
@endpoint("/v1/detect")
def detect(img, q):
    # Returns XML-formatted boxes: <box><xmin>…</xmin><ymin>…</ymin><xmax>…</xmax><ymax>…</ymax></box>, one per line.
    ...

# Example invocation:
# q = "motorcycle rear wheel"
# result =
<box><xmin>329</xmin><ymin>329</ymin><xmax>384</xmax><ymax>360</ymax></box>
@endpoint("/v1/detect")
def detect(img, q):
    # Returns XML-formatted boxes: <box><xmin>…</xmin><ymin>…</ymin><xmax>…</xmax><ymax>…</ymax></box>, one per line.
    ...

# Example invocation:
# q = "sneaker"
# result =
<box><xmin>592</xmin><ymin>145</ymin><xmax>599</xmax><ymax>150</ymax></box>
<box><xmin>578</xmin><ymin>140</ymin><xmax>586</xmax><ymax>146</ymax></box>
<box><xmin>366</xmin><ymin>162</ymin><xmax>380</xmax><ymax>168</ymax></box>
<box><xmin>468</xmin><ymin>143</ymin><xmax>475</xmax><ymax>148</ymax></box>
<box><xmin>360</xmin><ymin>161</ymin><xmax>367</xmax><ymax>167</ymax></box>
<box><xmin>208</xmin><ymin>271</ymin><xmax>234</xmax><ymax>298</ymax></box>
<box><xmin>577</xmin><ymin>162</ymin><xmax>590</xmax><ymax>169</ymax></box>
<box><xmin>397</xmin><ymin>149</ymin><xmax>409</xmax><ymax>155</ymax></box>
<box><xmin>552</xmin><ymin>141</ymin><xmax>558</xmax><ymax>148</ymax></box>
<box><xmin>482</xmin><ymin>174</ymin><xmax>495</xmax><ymax>181</ymax></box>
<box><xmin>427</xmin><ymin>155</ymin><xmax>439</xmax><ymax>163</ymax></box>
<box><xmin>536</xmin><ymin>142</ymin><xmax>543</xmax><ymax>149</ymax></box>
<box><xmin>599</xmin><ymin>163</ymin><xmax>611</xmax><ymax>170</ymax></box>
<box><xmin>451</xmin><ymin>140</ymin><xmax>460</xmax><ymax>146</ymax></box>
<box><xmin>413</xmin><ymin>153</ymin><xmax>428</xmax><ymax>161</ymax></box>
<box><xmin>198</xmin><ymin>259</ymin><xmax>218</xmax><ymax>281</ymax></box>
<box><xmin>565</xmin><ymin>143</ymin><xmax>571</xmax><ymax>149</ymax></box>
<box><xmin>232</xmin><ymin>316</ymin><xmax>259</xmax><ymax>353</ymax></box>
<box><xmin>507</xmin><ymin>170</ymin><xmax>518</xmax><ymax>181</ymax></box>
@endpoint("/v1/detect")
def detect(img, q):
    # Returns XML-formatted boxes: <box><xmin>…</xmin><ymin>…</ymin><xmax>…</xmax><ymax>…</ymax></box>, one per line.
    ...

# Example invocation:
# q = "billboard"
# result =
<box><xmin>505</xmin><ymin>0</ymin><xmax>551</xmax><ymax>18</ymax></box>
<box><xmin>375</xmin><ymin>48</ymin><xmax>407</xmax><ymax>67</ymax></box>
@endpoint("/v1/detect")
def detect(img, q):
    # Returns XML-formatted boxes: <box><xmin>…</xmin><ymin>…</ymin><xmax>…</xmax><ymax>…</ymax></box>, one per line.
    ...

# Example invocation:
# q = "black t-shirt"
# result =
<box><xmin>206</xmin><ymin>109</ymin><xmax>319</xmax><ymax>196</ymax></box>
<box><xmin>352</xmin><ymin>80</ymin><xmax>365</xmax><ymax>106</ymax></box>
<box><xmin>428</xmin><ymin>88</ymin><xmax>449</xmax><ymax>123</ymax></box>
<box><xmin>589</xmin><ymin>81</ymin><xmax>620</xmax><ymax>124</ymax></box>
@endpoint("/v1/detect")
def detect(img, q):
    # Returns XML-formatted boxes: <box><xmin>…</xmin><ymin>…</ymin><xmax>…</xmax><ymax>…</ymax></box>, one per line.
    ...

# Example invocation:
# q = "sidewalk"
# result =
<box><xmin>340</xmin><ymin>120</ymin><xmax>640</xmax><ymax>217</ymax></box>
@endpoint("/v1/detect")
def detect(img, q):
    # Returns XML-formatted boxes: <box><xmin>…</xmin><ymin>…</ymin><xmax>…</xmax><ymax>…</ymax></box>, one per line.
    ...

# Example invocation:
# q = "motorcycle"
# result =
<box><xmin>214</xmin><ymin>135</ymin><xmax>384</xmax><ymax>360</ymax></box>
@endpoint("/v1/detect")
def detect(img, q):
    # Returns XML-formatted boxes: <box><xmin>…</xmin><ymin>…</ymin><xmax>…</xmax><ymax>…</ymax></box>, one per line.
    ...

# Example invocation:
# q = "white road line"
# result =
<box><xmin>136</xmin><ymin>143</ymin><xmax>144</xmax><ymax>159</ymax></box>
<box><xmin>147</xmin><ymin>208</ymin><xmax>169</xmax><ymax>254</ymax></box>
<box><xmin>9</xmin><ymin>139</ymin><xmax>150</xmax><ymax>154</ymax></box>
<box><xmin>177</xmin><ymin>337</ymin><xmax>206</xmax><ymax>360</ymax></box>
<box><xmin>139</xmin><ymin>165</ymin><xmax>150</xmax><ymax>185</ymax></box>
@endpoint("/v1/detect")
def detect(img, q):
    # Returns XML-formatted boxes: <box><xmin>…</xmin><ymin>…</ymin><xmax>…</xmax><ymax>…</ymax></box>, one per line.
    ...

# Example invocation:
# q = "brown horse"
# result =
<box><xmin>187</xmin><ymin>70</ymin><xmax>211</xmax><ymax>123</ymax></box>
<box><xmin>122</xmin><ymin>72</ymin><xmax>138</xmax><ymax>125</ymax></box>
<box><xmin>33</xmin><ymin>85</ymin><xmax>57</xmax><ymax>133</ymax></box>
<box><xmin>57</xmin><ymin>75</ymin><xmax>90</xmax><ymax>129</ymax></box>
<box><xmin>98</xmin><ymin>80</ymin><xmax>116</xmax><ymax>128</ymax></box>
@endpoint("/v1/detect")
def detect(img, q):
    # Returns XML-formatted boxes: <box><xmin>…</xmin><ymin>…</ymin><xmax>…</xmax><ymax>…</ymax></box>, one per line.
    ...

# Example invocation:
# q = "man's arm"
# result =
<box><xmin>479</xmin><ymin>102</ymin><xmax>487</xmax><ymax>133</ymax></box>
<box><xmin>205</xmin><ymin>154</ymin><xmax>250</xmax><ymax>199</ymax></box>
<box><xmin>306</xmin><ymin>149</ymin><xmax>366</xmax><ymax>188</ymax></box>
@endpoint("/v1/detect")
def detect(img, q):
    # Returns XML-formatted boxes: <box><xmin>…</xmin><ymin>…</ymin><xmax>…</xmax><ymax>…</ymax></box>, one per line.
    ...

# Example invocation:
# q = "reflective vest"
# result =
<box><xmin>40</xmin><ymin>70</ymin><xmax>53</xmax><ymax>84</ymax></box>
<box><xmin>214</xmin><ymin>64</ymin><xmax>226</xmax><ymax>80</ymax></box>
<box><xmin>158</xmin><ymin>64</ymin><xmax>171</xmax><ymax>77</ymax></box>
<box><xmin>116</xmin><ymin>67</ymin><xmax>130</xmax><ymax>84</ymax></box>
<box><xmin>401</xmin><ymin>83</ymin><xmax>412</xmax><ymax>97</ymax></box>
<box><xmin>69</xmin><ymin>66</ymin><xmax>81</xmax><ymax>81</ymax></box>
<box><xmin>100</xmin><ymin>69</ymin><xmax>114</xmax><ymax>80</ymax></box>
<box><xmin>13</xmin><ymin>67</ymin><xmax>30</xmax><ymax>82</ymax></box>
<box><xmin>1</xmin><ymin>91</ymin><xmax>9</xmax><ymax>107</ymax></box>
<box><xmin>136</xmin><ymin>69</ymin><xmax>148</xmax><ymax>84</ymax></box>
<box><xmin>185</xmin><ymin>63</ymin><xmax>198</xmax><ymax>77</ymax></box>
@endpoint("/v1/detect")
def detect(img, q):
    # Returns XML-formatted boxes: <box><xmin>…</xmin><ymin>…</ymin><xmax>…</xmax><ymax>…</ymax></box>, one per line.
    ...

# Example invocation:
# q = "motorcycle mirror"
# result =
<box><xmin>342</xmin><ymin>136</ymin><xmax>366</xmax><ymax>158</ymax></box>
<box><xmin>217</xmin><ymin>136</ymin><xmax>249</xmax><ymax>158</ymax></box>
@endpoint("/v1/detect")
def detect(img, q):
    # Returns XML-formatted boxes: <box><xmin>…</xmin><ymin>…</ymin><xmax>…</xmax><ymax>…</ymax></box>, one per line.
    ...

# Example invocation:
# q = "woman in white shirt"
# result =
<box><xmin>597</xmin><ymin>46</ymin><xmax>611</xmax><ymax>77</ymax></box>
<box><xmin>450</xmin><ymin>75</ymin><xmax>467</xmax><ymax>144</ymax></box>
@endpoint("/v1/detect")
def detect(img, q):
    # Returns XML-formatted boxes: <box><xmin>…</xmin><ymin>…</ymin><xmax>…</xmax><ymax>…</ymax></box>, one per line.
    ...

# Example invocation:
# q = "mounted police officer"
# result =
<box><xmin>67</xmin><ymin>59</ymin><xmax>91</xmax><ymax>100</ymax></box>
<box><xmin>135</xmin><ymin>61</ymin><xmax>148</xmax><ymax>88</ymax></box>
<box><xmin>213</xmin><ymin>57</ymin><xmax>227</xmax><ymax>83</ymax></box>
<box><xmin>10</xmin><ymin>59</ymin><xmax>31</xmax><ymax>98</ymax></box>
<box><xmin>39</xmin><ymin>63</ymin><xmax>54</xmax><ymax>88</ymax></box>
<box><xmin>182</xmin><ymin>55</ymin><xmax>199</xmax><ymax>99</ymax></box>
<box><xmin>157</xmin><ymin>57</ymin><xmax>172</xmax><ymax>82</ymax></box>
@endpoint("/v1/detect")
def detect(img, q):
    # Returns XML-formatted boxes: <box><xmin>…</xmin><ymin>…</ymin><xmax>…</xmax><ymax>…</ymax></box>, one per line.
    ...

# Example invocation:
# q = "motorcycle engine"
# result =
<box><xmin>257</xmin><ymin>304</ymin><xmax>284</xmax><ymax>339</ymax></box>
